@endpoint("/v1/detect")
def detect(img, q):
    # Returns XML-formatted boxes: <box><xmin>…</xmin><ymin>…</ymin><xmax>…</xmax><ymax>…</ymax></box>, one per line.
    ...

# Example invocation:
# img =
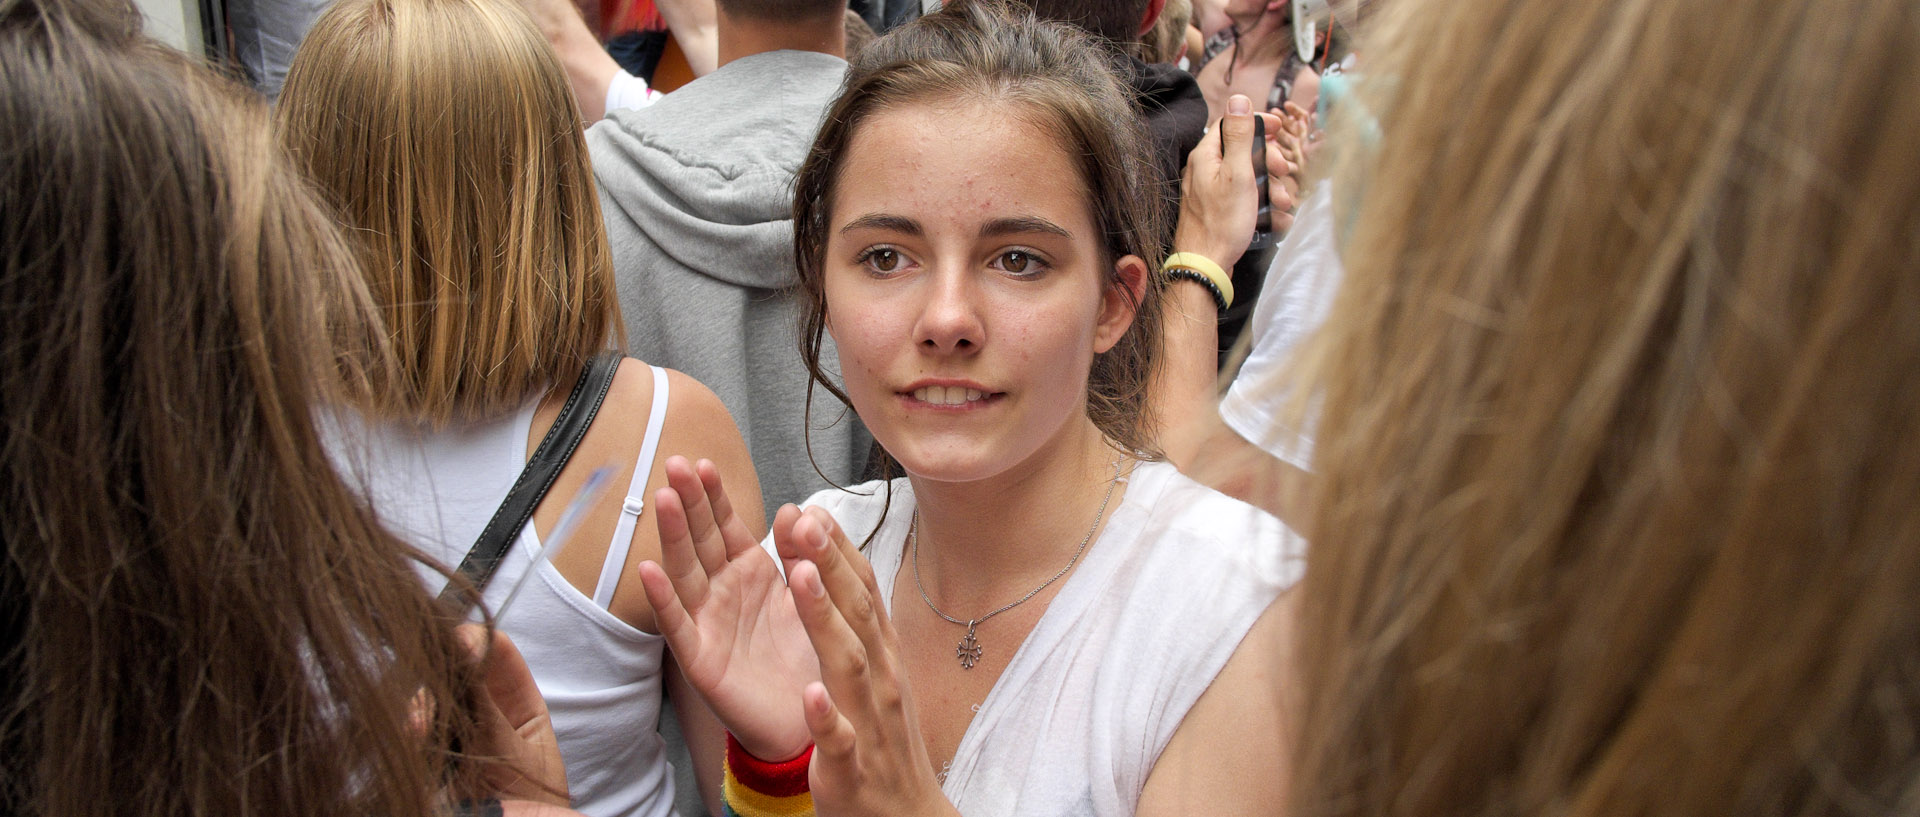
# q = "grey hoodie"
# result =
<box><xmin>587</xmin><ymin>50</ymin><xmax>870</xmax><ymax>515</ymax></box>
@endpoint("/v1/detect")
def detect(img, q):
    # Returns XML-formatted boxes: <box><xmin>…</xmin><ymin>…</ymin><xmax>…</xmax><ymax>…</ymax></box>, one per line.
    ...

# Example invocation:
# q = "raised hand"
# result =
<box><xmin>778</xmin><ymin>507</ymin><xmax>958</xmax><ymax>817</ymax></box>
<box><xmin>636</xmin><ymin>456</ymin><xmax>817</xmax><ymax>761</ymax></box>
<box><xmin>1175</xmin><ymin>94</ymin><xmax>1290</xmax><ymax>268</ymax></box>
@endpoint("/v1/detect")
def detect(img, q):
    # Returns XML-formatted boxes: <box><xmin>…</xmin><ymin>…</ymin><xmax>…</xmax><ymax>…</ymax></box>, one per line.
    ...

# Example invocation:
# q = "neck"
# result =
<box><xmin>1229</xmin><ymin>9</ymin><xmax>1294</xmax><ymax>63</ymax></box>
<box><xmin>907</xmin><ymin>417</ymin><xmax>1127</xmax><ymax>608</ymax></box>
<box><xmin>716</xmin><ymin>10</ymin><xmax>846</xmax><ymax>67</ymax></box>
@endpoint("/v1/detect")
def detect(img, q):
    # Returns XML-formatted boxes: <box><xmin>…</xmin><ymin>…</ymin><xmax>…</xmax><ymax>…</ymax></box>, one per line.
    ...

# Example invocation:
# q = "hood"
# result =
<box><xmin>587</xmin><ymin>50</ymin><xmax>849</xmax><ymax>290</ymax></box>
<box><xmin>1123</xmin><ymin>56</ymin><xmax>1209</xmax><ymax>191</ymax></box>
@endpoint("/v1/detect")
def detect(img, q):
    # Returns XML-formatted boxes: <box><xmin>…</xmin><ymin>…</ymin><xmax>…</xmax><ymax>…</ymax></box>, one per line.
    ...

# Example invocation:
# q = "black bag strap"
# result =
<box><xmin>439</xmin><ymin>350</ymin><xmax>624</xmax><ymax>610</ymax></box>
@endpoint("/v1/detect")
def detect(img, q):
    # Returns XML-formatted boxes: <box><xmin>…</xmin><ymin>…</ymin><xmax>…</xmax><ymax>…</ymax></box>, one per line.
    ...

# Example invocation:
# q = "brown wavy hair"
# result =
<box><xmin>277</xmin><ymin>0</ymin><xmax>619</xmax><ymax>425</ymax></box>
<box><xmin>792</xmin><ymin>0</ymin><xmax>1169</xmax><ymax>470</ymax></box>
<box><xmin>1288</xmin><ymin>0</ymin><xmax>1920</xmax><ymax>813</ymax></box>
<box><xmin>0</xmin><ymin>0</ymin><xmax>488</xmax><ymax>812</ymax></box>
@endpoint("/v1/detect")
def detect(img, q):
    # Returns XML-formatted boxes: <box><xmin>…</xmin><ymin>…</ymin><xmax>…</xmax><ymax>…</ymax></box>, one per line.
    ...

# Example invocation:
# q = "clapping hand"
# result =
<box><xmin>777</xmin><ymin>507</ymin><xmax>957</xmax><ymax>817</ymax></box>
<box><xmin>637</xmin><ymin>457</ymin><xmax>818</xmax><ymax>762</ymax></box>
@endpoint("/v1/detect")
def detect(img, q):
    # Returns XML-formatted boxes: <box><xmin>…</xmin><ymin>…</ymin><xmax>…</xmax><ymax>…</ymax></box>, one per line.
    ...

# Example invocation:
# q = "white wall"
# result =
<box><xmin>133</xmin><ymin>0</ymin><xmax>204</xmax><ymax>56</ymax></box>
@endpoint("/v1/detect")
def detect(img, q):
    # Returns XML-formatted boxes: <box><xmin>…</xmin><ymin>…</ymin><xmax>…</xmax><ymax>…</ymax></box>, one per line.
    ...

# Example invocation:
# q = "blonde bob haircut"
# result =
<box><xmin>1286</xmin><ymin>0</ymin><xmax>1920</xmax><ymax>813</ymax></box>
<box><xmin>278</xmin><ymin>0</ymin><xmax>618</xmax><ymax>424</ymax></box>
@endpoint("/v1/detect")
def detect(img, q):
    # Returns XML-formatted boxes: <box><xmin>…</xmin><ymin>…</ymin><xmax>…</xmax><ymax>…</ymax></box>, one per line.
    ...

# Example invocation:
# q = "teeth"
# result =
<box><xmin>912</xmin><ymin>386</ymin><xmax>988</xmax><ymax>405</ymax></box>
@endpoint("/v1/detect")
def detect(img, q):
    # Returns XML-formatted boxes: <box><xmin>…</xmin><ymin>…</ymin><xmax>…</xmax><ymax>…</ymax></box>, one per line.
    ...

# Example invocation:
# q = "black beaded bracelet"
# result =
<box><xmin>1166</xmin><ymin>267</ymin><xmax>1229</xmax><ymax>312</ymax></box>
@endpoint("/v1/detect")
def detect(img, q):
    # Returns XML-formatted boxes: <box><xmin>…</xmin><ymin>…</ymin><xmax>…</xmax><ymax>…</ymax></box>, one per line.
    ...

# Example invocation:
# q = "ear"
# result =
<box><xmin>1094</xmin><ymin>254</ymin><xmax>1150</xmax><ymax>354</ymax></box>
<box><xmin>1138</xmin><ymin>0</ymin><xmax>1168</xmax><ymax>36</ymax></box>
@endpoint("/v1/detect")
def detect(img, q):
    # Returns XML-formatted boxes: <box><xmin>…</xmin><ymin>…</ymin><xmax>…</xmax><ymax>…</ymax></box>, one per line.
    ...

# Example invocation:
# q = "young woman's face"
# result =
<box><xmin>822</xmin><ymin>99</ymin><xmax>1143</xmax><ymax>484</ymax></box>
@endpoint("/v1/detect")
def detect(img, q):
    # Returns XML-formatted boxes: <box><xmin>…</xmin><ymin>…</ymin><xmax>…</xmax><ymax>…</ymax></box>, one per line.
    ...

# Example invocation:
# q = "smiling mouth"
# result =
<box><xmin>908</xmin><ymin>385</ymin><xmax>995</xmax><ymax>406</ymax></box>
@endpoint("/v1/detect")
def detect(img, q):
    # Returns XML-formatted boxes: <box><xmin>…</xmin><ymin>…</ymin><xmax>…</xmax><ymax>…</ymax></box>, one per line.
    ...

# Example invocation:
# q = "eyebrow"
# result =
<box><xmin>979</xmin><ymin>216</ymin><xmax>1072</xmax><ymax>240</ymax></box>
<box><xmin>840</xmin><ymin>213</ymin><xmax>922</xmax><ymax>236</ymax></box>
<box><xmin>836</xmin><ymin>213</ymin><xmax>1075</xmax><ymax>241</ymax></box>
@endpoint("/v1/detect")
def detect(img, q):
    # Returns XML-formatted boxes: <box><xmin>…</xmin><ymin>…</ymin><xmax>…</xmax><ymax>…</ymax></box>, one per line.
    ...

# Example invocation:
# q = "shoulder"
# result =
<box><xmin>603</xmin><ymin>361</ymin><xmax>740</xmax><ymax>444</ymax></box>
<box><xmin>651</xmin><ymin>365</ymin><xmax>731</xmax><ymax>431</ymax></box>
<box><xmin>1127</xmin><ymin>461</ymin><xmax>1304</xmax><ymax>590</ymax></box>
<box><xmin>644</xmin><ymin>364</ymin><xmax>756</xmax><ymax>464</ymax></box>
<box><xmin>592</xmin><ymin>53</ymin><xmax>845</xmax><ymax>150</ymax></box>
<box><xmin>585</xmin><ymin>360</ymin><xmax>756</xmax><ymax>480</ymax></box>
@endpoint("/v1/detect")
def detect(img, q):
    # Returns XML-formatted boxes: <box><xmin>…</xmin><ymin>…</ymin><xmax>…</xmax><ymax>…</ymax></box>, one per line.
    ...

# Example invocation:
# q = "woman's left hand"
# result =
<box><xmin>774</xmin><ymin>507</ymin><xmax>960</xmax><ymax>817</ymax></box>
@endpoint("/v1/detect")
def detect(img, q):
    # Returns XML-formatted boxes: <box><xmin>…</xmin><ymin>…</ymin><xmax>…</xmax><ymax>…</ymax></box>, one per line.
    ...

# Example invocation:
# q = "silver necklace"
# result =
<box><xmin>910</xmin><ymin>459</ymin><xmax>1125</xmax><ymax>670</ymax></box>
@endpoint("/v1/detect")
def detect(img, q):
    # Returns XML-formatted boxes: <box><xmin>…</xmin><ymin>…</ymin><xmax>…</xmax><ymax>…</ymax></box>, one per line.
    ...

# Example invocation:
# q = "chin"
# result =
<box><xmin>883</xmin><ymin>439</ymin><xmax>1018</xmax><ymax>485</ymax></box>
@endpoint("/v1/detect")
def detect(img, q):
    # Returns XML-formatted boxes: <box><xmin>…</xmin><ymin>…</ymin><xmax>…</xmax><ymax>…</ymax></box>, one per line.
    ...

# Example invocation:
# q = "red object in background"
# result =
<box><xmin>602</xmin><ymin>0</ymin><xmax>662</xmax><ymax>39</ymax></box>
<box><xmin>577</xmin><ymin>0</ymin><xmax>691</xmax><ymax>93</ymax></box>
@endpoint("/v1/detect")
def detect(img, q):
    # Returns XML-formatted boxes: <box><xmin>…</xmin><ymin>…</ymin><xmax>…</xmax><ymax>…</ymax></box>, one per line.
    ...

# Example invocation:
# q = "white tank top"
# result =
<box><xmin>790</xmin><ymin>460</ymin><xmax>1305</xmax><ymax>816</ymax></box>
<box><xmin>322</xmin><ymin>366</ymin><xmax>676</xmax><ymax>817</ymax></box>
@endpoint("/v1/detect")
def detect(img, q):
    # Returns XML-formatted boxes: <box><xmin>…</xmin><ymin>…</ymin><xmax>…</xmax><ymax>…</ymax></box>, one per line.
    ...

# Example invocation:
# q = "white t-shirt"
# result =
<box><xmin>786</xmin><ymin>460</ymin><xmax>1304</xmax><ymax>816</ymax></box>
<box><xmin>1219</xmin><ymin>184</ymin><xmax>1343</xmax><ymax>469</ymax></box>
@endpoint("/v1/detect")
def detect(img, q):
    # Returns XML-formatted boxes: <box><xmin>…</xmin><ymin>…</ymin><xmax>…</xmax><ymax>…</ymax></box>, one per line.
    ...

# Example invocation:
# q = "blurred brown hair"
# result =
<box><xmin>1288</xmin><ymin>0</ymin><xmax>1920</xmax><ymax>813</ymax></box>
<box><xmin>0</xmin><ymin>0</ymin><xmax>491</xmax><ymax>813</ymax></box>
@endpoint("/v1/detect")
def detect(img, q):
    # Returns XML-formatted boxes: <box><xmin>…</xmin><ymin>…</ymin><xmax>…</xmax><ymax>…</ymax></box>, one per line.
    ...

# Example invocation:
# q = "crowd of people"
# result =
<box><xmin>2</xmin><ymin>0</ymin><xmax>1916</xmax><ymax>816</ymax></box>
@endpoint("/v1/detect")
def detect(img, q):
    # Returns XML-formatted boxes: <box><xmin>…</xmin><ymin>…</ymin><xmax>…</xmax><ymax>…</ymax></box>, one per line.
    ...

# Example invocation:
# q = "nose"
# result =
<box><xmin>913</xmin><ymin>264</ymin><xmax>984</xmax><ymax>355</ymax></box>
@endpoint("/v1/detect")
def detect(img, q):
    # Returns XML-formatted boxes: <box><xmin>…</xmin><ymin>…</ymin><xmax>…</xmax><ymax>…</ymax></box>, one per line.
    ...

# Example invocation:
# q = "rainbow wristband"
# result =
<box><xmin>721</xmin><ymin>733</ymin><xmax>814</xmax><ymax>817</ymax></box>
<box><xmin>1162</xmin><ymin>252</ymin><xmax>1235</xmax><ymax>310</ymax></box>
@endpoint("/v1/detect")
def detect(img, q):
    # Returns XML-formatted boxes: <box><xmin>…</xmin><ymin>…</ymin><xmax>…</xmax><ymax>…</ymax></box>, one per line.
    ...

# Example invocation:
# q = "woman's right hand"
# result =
<box><xmin>637</xmin><ymin>456</ymin><xmax>818</xmax><ymax>761</ymax></box>
<box><xmin>1174</xmin><ymin>94</ymin><xmax>1290</xmax><ymax>269</ymax></box>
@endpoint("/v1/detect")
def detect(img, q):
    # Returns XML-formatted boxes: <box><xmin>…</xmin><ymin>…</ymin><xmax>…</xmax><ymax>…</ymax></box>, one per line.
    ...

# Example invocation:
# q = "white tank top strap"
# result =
<box><xmin>592</xmin><ymin>364</ymin><xmax>671</xmax><ymax>609</ymax></box>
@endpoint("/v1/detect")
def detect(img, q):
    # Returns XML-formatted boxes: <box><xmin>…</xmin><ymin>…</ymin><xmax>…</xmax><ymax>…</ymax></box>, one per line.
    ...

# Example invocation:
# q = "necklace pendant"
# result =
<box><xmin>955</xmin><ymin>620</ymin><xmax>983</xmax><ymax>669</ymax></box>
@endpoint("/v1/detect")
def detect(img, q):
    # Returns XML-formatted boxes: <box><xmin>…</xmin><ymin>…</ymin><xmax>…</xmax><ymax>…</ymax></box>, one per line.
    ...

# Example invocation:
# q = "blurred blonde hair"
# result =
<box><xmin>1144</xmin><ymin>0</ymin><xmax>1191</xmax><ymax>63</ymax></box>
<box><xmin>1287</xmin><ymin>0</ymin><xmax>1920</xmax><ymax>814</ymax></box>
<box><xmin>278</xmin><ymin>0</ymin><xmax>619</xmax><ymax>424</ymax></box>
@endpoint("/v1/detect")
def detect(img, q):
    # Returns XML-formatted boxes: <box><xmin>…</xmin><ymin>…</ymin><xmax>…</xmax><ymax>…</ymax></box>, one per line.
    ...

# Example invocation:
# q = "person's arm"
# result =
<box><xmin>515</xmin><ymin>0</ymin><xmax>622</xmax><ymax>121</ymax></box>
<box><xmin>1134</xmin><ymin>591</ymin><xmax>1297</xmax><ymax>816</ymax></box>
<box><xmin>653</xmin><ymin>0</ymin><xmax>718</xmax><ymax>76</ymax></box>
<box><xmin>667</xmin><ymin>659</ymin><xmax>728</xmax><ymax>817</ymax></box>
<box><xmin>1153</xmin><ymin>94</ymin><xmax>1291</xmax><ymax>465</ymax></box>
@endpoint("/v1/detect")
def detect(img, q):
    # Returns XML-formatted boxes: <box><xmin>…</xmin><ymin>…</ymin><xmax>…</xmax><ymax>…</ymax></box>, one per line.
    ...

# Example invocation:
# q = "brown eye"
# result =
<box><xmin>867</xmin><ymin>248</ymin><xmax>901</xmax><ymax>272</ymax></box>
<box><xmin>998</xmin><ymin>251</ymin><xmax>1031</xmax><ymax>273</ymax></box>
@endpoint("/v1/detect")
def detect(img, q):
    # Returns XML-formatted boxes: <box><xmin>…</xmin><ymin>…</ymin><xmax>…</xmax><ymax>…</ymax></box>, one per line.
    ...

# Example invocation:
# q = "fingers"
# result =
<box><xmin>790</xmin><ymin>560</ymin><xmax>877</xmax><ymax>727</ymax></box>
<box><xmin>823</xmin><ymin>509</ymin><xmax>894</xmax><ymax>642</ymax></box>
<box><xmin>635</xmin><ymin>559</ymin><xmax>700</xmax><ymax>649</ymax></box>
<box><xmin>802</xmin><ymin>681</ymin><xmax>857</xmax><ymax>763</ymax></box>
<box><xmin>791</xmin><ymin>508</ymin><xmax>891</xmax><ymax>648</ymax></box>
<box><xmin>694</xmin><ymin>458</ymin><xmax>764</xmax><ymax>559</ymax></box>
<box><xmin>1265</xmin><ymin>140</ymin><xmax>1296</xmax><ymax>215</ymax></box>
<box><xmin>457</xmin><ymin>624</ymin><xmax>571</xmax><ymax>806</ymax></box>
<box><xmin>467</xmin><ymin>625</ymin><xmax>549</xmax><ymax>731</ymax></box>
<box><xmin>664</xmin><ymin>456</ymin><xmax>728</xmax><ymax>575</ymax></box>
<box><xmin>771</xmin><ymin>503</ymin><xmax>808</xmax><ymax>576</ymax></box>
<box><xmin>652</xmin><ymin>481</ymin><xmax>712</xmax><ymax>608</ymax></box>
<box><xmin>1282</xmin><ymin>100</ymin><xmax>1313</xmax><ymax>133</ymax></box>
<box><xmin>1215</xmin><ymin>94</ymin><xmax>1256</xmax><ymax>183</ymax></box>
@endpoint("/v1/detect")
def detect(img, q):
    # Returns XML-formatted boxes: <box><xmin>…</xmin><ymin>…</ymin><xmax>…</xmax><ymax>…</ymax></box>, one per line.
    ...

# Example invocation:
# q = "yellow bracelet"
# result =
<box><xmin>1161</xmin><ymin>252</ymin><xmax>1234</xmax><ymax>310</ymax></box>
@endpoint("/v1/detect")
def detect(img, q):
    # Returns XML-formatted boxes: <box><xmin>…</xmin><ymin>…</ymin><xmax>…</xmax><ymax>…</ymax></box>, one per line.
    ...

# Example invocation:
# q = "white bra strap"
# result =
<box><xmin>592</xmin><ymin>365</ymin><xmax>670</xmax><ymax>609</ymax></box>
